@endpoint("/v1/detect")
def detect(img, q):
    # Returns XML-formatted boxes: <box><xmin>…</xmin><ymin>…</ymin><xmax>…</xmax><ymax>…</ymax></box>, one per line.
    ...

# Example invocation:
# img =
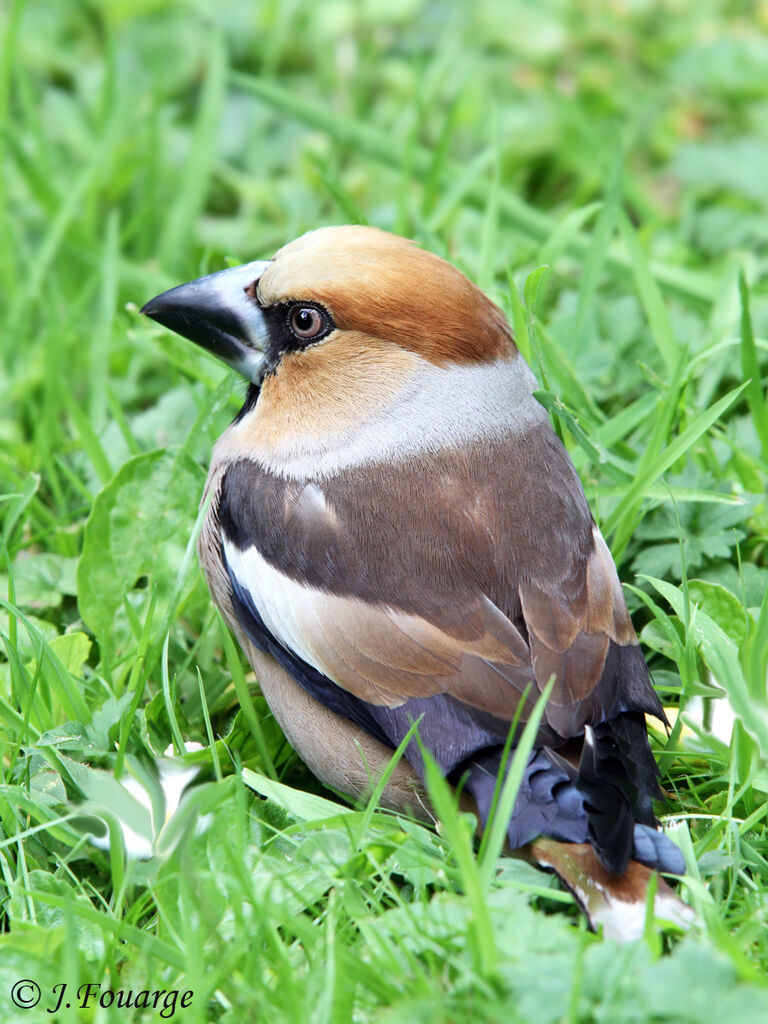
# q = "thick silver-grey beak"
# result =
<box><xmin>141</xmin><ymin>260</ymin><xmax>272</xmax><ymax>383</ymax></box>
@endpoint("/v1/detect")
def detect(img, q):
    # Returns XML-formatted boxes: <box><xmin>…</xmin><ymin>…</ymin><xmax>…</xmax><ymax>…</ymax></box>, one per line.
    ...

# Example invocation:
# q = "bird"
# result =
<box><xmin>142</xmin><ymin>225</ymin><xmax>690</xmax><ymax>939</ymax></box>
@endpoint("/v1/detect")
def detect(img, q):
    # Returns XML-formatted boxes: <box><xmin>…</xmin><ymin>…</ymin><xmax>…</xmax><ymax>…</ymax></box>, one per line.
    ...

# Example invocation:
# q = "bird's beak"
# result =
<box><xmin>141</xmin><ymin>260</ymin><xmax>272</xmax><ymax>383</ymax></box>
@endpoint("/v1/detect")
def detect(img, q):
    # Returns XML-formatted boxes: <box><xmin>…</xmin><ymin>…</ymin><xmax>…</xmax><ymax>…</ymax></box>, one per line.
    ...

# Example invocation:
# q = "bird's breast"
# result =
<box><xmin>212</xmin><ymin>349</ymin><xmax>546</xmax><ymax>479</ymax></box>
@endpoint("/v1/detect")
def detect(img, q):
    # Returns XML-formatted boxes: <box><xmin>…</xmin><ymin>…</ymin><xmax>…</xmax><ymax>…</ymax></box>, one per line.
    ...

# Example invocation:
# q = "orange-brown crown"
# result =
<box><xmin>257</xmin><ymin>226</ymin><xmax>513</xmax><ymax>366</ymax></box>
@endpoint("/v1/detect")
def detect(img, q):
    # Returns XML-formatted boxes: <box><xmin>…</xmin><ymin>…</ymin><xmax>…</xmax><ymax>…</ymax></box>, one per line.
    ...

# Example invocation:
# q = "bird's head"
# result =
<box><xmin>142</xmin><ymin>225</ymin><xmax>514</xmax><ymax>382</ymax></box>
<box><xmin>142</xmin><ymin>226</ymin><xmax>534</xmax><ymax>473</ymax></box>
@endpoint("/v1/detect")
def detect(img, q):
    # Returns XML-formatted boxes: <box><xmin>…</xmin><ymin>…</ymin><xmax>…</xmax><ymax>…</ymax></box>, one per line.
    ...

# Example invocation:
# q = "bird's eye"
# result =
<box><xmin>289</xmin><ymin>305</ymin><xmax>326</xmax><ymax>341</ymax></box>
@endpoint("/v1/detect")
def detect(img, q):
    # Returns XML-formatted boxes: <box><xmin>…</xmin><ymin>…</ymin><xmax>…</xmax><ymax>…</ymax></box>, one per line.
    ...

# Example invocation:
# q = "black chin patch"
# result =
<box><xmin>232</xmin><ymin>383</ymin><xmax>260</xmax><ymax>425</ymax></box>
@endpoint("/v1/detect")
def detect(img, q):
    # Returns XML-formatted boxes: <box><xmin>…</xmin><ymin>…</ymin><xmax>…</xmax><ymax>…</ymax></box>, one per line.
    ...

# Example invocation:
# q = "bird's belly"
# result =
<box><xmin>242</xmin><ymin>639</ymin><xmax>430</xmax><ymax>817</ymax></box>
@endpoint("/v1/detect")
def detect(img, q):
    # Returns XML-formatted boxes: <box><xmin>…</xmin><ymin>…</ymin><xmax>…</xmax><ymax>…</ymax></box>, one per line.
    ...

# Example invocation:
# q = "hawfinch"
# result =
<box><xmin>142</xmin><ymin>226</ymin><xmax>687</xmax><ymax>937</ymax></box>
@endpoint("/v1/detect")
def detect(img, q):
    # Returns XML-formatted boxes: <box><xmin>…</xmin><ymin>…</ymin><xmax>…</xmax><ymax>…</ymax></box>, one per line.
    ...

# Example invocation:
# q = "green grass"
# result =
<box><xmin>2</xmin><ymin>0</ymin><xmax>768</xmax><ymax>1020</ymax></box>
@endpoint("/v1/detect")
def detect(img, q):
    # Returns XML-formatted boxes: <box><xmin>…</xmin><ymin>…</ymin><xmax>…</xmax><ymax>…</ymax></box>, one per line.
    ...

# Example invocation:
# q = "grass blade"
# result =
<box><xmin>478</xmin><ymin>679</ymin><xmax>554</xmax><ymax>887</ymax></box>
<box><xmin>159</xmin><ymin>34</ymin><xmax>226</xmax><ymax>271</ymax></box>
<box><xmin>618</xmin><ymin>209</ymin><xmax>680</xmax><ymax>374</ymax></box>
<box><xmin>231</xmin><ymin>72</ymin><xmax>716</xmax><ymax>304</ymax></box>
<box><xmin>604</xmin><ymin>381</ymin><xmax>749</xmax><ymax>556</ymax></box>
<box><xmin>738</xmin><ymin>271</ymin><xmax>768</xmax><ymax>462</ymax></box>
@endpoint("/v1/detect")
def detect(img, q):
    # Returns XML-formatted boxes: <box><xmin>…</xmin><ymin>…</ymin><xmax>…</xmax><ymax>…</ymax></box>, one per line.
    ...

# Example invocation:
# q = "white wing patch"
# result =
<box><xmin>224</xmin><ymin>537</ymin><xmax>328</xmax><ymax>675</ymax></box>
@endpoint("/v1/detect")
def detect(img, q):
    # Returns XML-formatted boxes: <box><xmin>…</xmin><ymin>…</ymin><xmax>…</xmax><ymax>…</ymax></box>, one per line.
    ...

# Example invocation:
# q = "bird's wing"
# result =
<box><xmin>215</xmin><ymin>423</ymin><xmax>663</xmax><ymax>776</ymax></box>
<box><xmin>224</xmin><ymin>539</ymin><xmax>540</xmax><ymax>773</ymax></box>
<box><xmin>225</xmin><ymin>538</ymin><xmax>532</xmax><ymax>713</ymax></box>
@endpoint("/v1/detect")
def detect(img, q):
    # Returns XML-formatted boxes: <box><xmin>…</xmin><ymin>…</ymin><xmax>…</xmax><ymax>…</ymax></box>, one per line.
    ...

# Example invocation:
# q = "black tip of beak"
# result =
<box><xmin>140</xmin><ymin>284</ymin><xmax>246</xmax><ymax>362</ymax></box>
<box><xmin>140</xmin><ymin>297</ymin><xmax>163</xmax><ymax>318</ymax></box>
<box><xmin>140</xmin><ymin>280</ymin><xmax>226</xmax><ymax>330</ymax></box>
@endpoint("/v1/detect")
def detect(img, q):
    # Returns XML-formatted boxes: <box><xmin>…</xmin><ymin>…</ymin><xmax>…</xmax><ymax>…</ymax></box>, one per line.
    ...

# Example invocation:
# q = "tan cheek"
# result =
<box><xmin>221</xmin><ymin>331</ymin><xmax>420</xmax><ymax>457</ymax></box>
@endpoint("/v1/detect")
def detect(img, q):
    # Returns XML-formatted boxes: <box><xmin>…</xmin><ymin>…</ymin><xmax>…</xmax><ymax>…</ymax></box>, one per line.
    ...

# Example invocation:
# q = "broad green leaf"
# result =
<box><xmin>687</xmin><ymin>580</ymin><xmax>749</xmax><ymax>645</ymax></box>
<box><xmin>77</xmin><ymin>449</ymin><xmax>204</xmax><ymax>660</ymax></box>
<box><xmin>632</xmin><ymin>488</ymin><xmax>759</xmax><ymax>580</ymax></box>
<box><xmin>9</xmin><ymin>871</ymin><xmax>105</xmax><ymax>961</ymax></box>
<box><xmin>0</xmin><ymin>553</ymin><xmax>77</xmax><ymax>610</ymax></box>
<box><xmin>42</xmin><ymin>631</ymin><xmax>91</xmax><ymax>677</ymax></box>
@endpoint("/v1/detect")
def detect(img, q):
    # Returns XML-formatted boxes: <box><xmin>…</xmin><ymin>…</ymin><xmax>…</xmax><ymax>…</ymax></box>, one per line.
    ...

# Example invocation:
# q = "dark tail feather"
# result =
<box><xmin>605</xmin><ymin>711</ymin><xmax>664</xmax><ymax>825</ymax></box>
<box><xmin>575</xmin><ymin>724</ymin><xmax>637</xmax><ymax>874</ymax></box>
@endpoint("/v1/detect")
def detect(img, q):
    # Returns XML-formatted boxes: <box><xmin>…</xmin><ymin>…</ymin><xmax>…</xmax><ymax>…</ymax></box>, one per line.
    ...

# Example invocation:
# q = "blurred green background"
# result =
<box><xmin>2</xmin><ymin>1</ymin><xmax>768</xmax><ymax>1022</ymax></box>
